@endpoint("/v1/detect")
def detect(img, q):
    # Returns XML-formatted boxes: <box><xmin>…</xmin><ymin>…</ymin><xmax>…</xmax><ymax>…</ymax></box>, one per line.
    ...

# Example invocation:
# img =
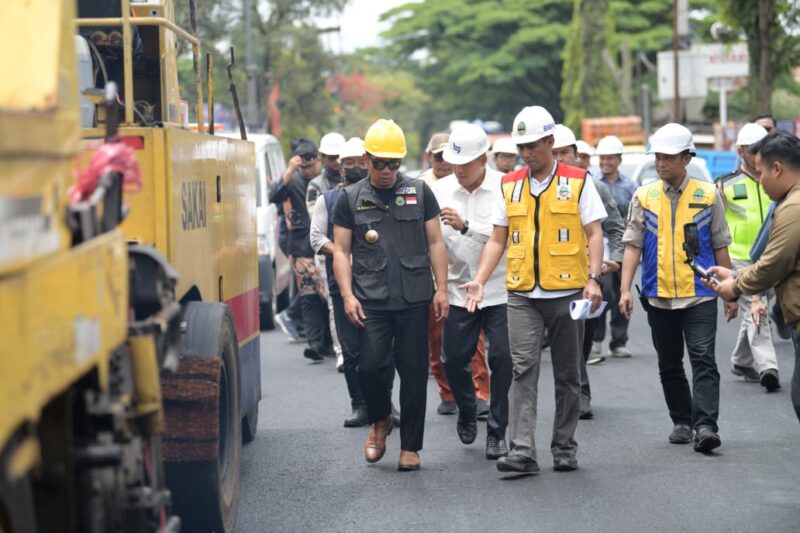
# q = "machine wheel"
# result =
<box><xmin>242</xmin><ymin>400</ymin><xmax>259</xmax><ymax>444</ymax></box>
<box><xmin>166</xmin><ymin>303</ymin><xmax>242</xmax><ymax>533</ymax></box>
<box><xmin>259</xmin><ymin>301</ymin><xmax>274</xmax><ymax>331</ymax></box>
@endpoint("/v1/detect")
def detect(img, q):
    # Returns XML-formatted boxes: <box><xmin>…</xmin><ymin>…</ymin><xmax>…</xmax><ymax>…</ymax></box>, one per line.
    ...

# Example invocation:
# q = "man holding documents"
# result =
<box><xmin>461</xmin><ymin>106</ymin><xmax>606</xmax><ymax>474</ymax></box>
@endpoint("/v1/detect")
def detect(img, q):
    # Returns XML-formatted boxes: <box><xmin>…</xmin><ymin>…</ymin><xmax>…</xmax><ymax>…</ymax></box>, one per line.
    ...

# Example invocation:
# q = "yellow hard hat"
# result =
<box><xmin>364</xmin><ymin>119</ymin><xmax>407</xmax><ymax>158</ymax></box>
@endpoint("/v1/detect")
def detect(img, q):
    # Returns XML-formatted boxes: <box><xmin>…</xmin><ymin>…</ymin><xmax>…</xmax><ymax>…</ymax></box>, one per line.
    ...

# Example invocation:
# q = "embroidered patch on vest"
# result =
<box><xmin>692</xmin><ymin>187</ymin><xmax>705</xmax><ymax>201</ymax></box>
<box><xmin>395</xmin><ymin>196</ymin><xmax>406</xmax><ymax>206</ymax></box>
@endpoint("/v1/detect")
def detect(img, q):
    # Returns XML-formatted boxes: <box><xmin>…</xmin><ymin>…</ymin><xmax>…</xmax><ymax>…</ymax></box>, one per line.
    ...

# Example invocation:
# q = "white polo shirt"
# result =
<box><xmin>491</xmin><ymin>162</ymin><xmax>607</xmax><ymax>299</ymax></box>
<box><xmin>432</xmin><ymin>168</ymin><xmax>508</xmax><ymax>308</ymax></box>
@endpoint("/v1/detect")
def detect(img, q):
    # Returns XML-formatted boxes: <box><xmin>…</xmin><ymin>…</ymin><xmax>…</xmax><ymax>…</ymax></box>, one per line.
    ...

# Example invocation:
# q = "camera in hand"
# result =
<box><xmin>682</xmin><ymin>223</ymin><xmax>718</xmax><ymax>284</ymax></box>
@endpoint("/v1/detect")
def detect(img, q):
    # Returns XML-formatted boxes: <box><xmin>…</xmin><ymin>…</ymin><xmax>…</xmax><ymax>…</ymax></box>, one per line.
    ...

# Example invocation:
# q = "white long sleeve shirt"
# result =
<box><xmin>432</xmin><ymin>168</ymin><xmax>507</xmax><ymax>308</ymax></box>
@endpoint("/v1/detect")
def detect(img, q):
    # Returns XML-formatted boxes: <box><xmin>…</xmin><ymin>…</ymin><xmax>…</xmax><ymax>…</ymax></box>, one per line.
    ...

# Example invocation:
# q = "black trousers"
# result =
<box><xmin>594</xmin><ymin>270</ymin><xmax>629</xmax><ymax>349</ymax></box>
<box><xmin>580</xmin><ymin>317</ymin><xmax>600</xmax><ymax>400</ymax></box>
<box><xmin>358</xmin><ymin>305</ymin><xmax>429</xmax><ymax>451</ymax></box>
<box><xmin>442</xmin><ymin>304</ymin><xmax>512</xmax><ymax>439</ymax></box>
<box><xmin>646</xmin><ymin>300</ymin><xmax>720</xmax><ymax>431</ymax></box>
<box><xmin>301</xmin><ymin>293</ymin><xmax>328</xmax><ymax>354</ymax></box>
<box><xmin>331</xmin><ymin>293</ymin><xmax>365</xmax><ymax>410</ymax></box>
<box><xmin>791</xmin><ymin>330</ymin><xmax>800</xmax><ymax>423</ymax></box>
<box><xmin>286</xmin><ymin>280</ymin><xmax>304</xmax><ymax>333</ymax></box>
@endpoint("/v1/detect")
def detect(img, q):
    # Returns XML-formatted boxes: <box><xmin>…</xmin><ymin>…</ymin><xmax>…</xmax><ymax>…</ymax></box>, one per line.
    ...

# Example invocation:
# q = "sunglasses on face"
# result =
<box><xmin>371</xmin><ymin>158</ymin><xmax>401</xmax><ymax>170</ymax></box>
<box><xmin>301</xmin><ymin>154</ymin><xmax>318</xmax><ymax>162</ymax></box>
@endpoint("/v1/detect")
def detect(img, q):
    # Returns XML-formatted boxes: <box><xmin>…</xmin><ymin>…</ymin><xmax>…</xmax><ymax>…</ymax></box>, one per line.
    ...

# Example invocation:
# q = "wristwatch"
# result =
<box><xmin>588</xmin><ymin>272</ymin><xmax>602</xmax><ymax>283</ymax></box>
<box><xmin>460</xmin><ymin>220</ymin><xmax>469</xmax><ymax>235</ymax></box>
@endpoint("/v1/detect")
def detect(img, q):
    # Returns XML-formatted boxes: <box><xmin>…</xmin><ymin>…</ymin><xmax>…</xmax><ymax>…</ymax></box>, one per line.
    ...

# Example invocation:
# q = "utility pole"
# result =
<box><xmin>244</xmin><ymin>0</ymin><xmax>258</xmax><ymax>130</ymax></box>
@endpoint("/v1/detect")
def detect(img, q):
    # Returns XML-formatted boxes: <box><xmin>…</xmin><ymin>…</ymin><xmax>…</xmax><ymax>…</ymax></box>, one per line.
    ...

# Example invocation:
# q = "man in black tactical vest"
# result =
<box><xmin>333</xmin><ymin>119</ymin><xmax>450</xmax><ymax>472</ymax></box>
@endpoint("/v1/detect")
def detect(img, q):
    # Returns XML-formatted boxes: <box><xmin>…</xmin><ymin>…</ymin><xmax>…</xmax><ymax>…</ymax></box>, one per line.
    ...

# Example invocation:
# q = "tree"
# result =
<box><xmin>560</xmin><ymin>0</ymin><xmax>620</xmax><ymax>133</ymax></box>
<box><xmin>717</xmin><ymin>0</ymin><xmax>800</xmax><ymax>113</ymax></box>
<box><xmin>380</xmin><ymin>0</ymin><xmax>574</xmax><ymax>130</ymax></box>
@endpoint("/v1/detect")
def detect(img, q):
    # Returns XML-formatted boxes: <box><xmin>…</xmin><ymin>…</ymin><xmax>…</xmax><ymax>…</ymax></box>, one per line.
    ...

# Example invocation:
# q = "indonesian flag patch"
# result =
<box><xmin>405</xmin><ymin>195</ymin><xmax>418</xmax><ymax>205</ymax></box>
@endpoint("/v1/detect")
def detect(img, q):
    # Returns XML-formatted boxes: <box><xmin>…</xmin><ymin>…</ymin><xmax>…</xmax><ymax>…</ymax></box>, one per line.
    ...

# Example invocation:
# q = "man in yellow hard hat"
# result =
<box><xmin>333</xmin><ymin>119</ymin><xmax>449</xmax><ymax>472</ymax></box>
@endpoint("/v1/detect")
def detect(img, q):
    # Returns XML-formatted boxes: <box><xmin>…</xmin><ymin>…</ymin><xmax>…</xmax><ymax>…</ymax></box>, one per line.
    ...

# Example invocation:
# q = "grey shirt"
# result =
<box><xmin>623</xmin><ymin>174</ymin><xmax>731</xmax><ymax>310</ymax></box>
<box><xmin>594</xmin><ymin>177</ymin><xmax>624</xmax><ymax>263</ymax></box>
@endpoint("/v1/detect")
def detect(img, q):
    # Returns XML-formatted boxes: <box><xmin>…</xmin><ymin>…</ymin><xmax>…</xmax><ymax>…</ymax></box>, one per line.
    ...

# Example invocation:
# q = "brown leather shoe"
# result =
<box><xmin>364</xmin><ymin>416</ymin><xmax>393</xmax><ymax>463</ymax></box>
<box><xmin>398</xmin><ymin>450</ymin><xmax>420</xmax><ymax>471</ymax></box>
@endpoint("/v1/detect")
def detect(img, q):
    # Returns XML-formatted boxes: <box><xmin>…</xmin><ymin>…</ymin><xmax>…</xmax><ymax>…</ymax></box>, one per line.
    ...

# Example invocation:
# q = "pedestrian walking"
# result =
<box><xmin>310</xmin><ymin>137</ymin><xmax>370</xmax><ymax>427</ymax></box>
<box><xmin>307</xmin><ymin>132</ymin><xmax>347</xmax><ymax>369</ymax></box>
<box><xmin>716</xmin><ymin>123</ymin><xmax>780</xmax><ymax>391</ymax></box>
<box><xmin>552</xmin><ymin>124</ymin><xmax>625</xmax><ymax>419</ymax></box>
<box><xmin>432</xmin><ymin>124</ymin><xmax>513</xmax><ymax>460</ymax></box>
<box><xmin>594</xmin><ymin>135</ymin><xmax>637</xmax><ymax>359</ymax></box>
<box><xmin>333</xmin><ymin>119</ymin><xmax>449</xmax><ymax>471</ymax></box>
<box><xmin>491</xmin><ymin>137</ymin><xmax>518</xmax><ymax>173</ymax></box>
<box><xmin>705</xmin><ymin>130</ymin><xmax>800</xmax><ymax>423</ymax></box>
<box><xmin>420</xmin><ymin>132</ymin><xmax>490</xmax><ymax>417</ymax></box>
<box><xmin>619</xmin><ymin>123</ymin><xmax>738</xmax><ymax>453</ymax></box>
<box><xmin>462</xmin><ymin>106</ymin><xmax>606</xmax><ymax>475</ymax></box>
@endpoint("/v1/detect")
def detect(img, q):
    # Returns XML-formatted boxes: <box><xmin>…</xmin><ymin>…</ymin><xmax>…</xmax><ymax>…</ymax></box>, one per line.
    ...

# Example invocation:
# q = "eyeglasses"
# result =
<box><xmin>301</xmin><ymin>153</ymin><xmax>318</xmax><ymax>162</ymax></box>
<box><xmin>371</xmin><ymin>158</ymin><xmax>401</xmax><ymax>170</ymax></box>
<box><xmin>433</xmin><ymin>152</ymin><xmax>445</xmax><ymax>162</ymax></box>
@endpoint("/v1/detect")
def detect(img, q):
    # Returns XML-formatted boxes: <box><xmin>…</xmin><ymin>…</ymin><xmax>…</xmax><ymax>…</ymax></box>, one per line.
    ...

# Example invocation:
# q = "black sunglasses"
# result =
<box><xmin>301</xmin><ymin>153</ymin><xmax>318</xmax><ymax>161</ymax></box>
<box><xmin>371</xmin><ymin>158</ymin><xmax>401</xmax><ymax>170</ymax></box>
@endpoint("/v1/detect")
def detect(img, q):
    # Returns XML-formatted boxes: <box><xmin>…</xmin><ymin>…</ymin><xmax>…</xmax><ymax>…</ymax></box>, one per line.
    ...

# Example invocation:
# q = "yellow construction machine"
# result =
<box><xmin>75</xmin><ymin>0</ymin><xmax>261</xmax><ymax>531</ymax></box>
<box><xmin>1</xmin><ymin>0</ymin><xmax>182</xmax><ymax>531</ymax></box>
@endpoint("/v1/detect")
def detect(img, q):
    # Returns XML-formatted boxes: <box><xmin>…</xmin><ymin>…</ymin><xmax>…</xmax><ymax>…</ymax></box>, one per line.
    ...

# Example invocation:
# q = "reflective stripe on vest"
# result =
<box><xmin>721</xmin><ymin>171</ymin><xmax>770</xmax><ymax>261</ymax></box>
<box><xmin>501</xmin><ymin>163</ymin><xmax>588</xmax><ymax>292</ymax></box>
<box><xmin>638</xmin><ymin>178</ymin><xmax>718</xmax><ymax>299</ymax></box>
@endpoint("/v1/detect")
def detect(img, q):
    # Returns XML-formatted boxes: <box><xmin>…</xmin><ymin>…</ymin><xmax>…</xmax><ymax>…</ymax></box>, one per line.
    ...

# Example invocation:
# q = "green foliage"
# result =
<box><xmin>561</xmin><ymin>0</ymin><xmax>621</xmax><ymax>132</ymax></box>
<box><xmin>380</xmin><ymin>0</ymin><xmax>574</xmax><ymax>130</ymax></box>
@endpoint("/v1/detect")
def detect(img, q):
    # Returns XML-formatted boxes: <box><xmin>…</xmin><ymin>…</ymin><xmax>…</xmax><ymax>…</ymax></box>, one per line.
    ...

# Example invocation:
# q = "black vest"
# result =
<box><xmin>346</xmin><ymin>175</ymin><xmax>433</xmax><ymax>309</ymax></box>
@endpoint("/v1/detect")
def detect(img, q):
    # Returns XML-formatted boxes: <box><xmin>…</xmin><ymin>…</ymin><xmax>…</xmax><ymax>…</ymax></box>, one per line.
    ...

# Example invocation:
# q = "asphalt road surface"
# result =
<box><xmin>238</xmin><ymin>302</ymin><xmax>800</xmax><ymax>533</ymax></box>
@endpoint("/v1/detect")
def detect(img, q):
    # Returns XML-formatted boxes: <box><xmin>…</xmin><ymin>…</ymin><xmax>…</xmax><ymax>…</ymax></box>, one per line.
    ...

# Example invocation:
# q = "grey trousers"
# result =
<box><xmin>507</xmin><ymin>293</ymin><xmax>583</xmax><ymax>461</ymax></box>
<box><xmin>730</xmin><ymin>259</ymin><xmax>778</xmax><ymax>373</ymax></box>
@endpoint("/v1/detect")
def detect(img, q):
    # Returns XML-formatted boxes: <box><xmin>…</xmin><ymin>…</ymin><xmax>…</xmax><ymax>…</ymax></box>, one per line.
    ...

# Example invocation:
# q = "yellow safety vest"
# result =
<box><xmin>502</xmin><ymin>163</ymin><xmax>588</xmax><ymax>292</ymax></box>
<box><xmin>637</xmin><ymin>178</ymin><xmax>718</xmax><ymax>299</ymax></box>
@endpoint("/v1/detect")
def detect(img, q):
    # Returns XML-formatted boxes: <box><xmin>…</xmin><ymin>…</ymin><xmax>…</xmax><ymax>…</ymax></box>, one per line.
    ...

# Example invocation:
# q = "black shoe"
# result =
<box><xmin>437</xmin><ymin>400</ymin><xmax>458</xmax><ymax>415</ymax></box>
<box><xmin>485</xmin><ymin>434</ymin><xmax>508</xmax><ymax>460</ymax></box>
<box><xmin>693</xmin><ymin>426</ymin><xmax>721</xmax><ymax>453</ymax></box>
<box><xmin>760</xmin><ymin>368</ymin><xmax>781</xmax><ymax>392</ymax></box>
<box><xmin>579</xmin><ymin>396</ymin><xmax>594</xmax><ymax>420</ymax></box>
<box><xmin>456</xmin><ymin>417</ymin><xmax>478</xmax><ymax>445</ymax></box>
<box><xmin>732</xmin><ymin>364</ymin><xmax>760</xmax><ymax>382</ymax></box>
<box><xmin>303</xmin><ymin>348</ymin><xmax>324</xmax><ymax>362</ymax></box>
<box><xmin>668</xmin><ymin>424</ymin><xmax>693</xmax><ymax>444</ymax></box>
<box><xmin>391</xmin><ymin>403</ymin><xmax>401</xmax><ymax>427</ymax></box>
<box><xmin>344</xmin><ymin>408</ymin><xmax>368</xmax><ymax>428</ymax></box>
<box><xmin>497</xmin><ymin>453</ymin><xmax>540</xmax><ymax>474</ymax></box>
<box><xmin>553</xmin><ymin>457</ymin><xmax>578</xmax><ymax>472</ymax></box>
<box><xmin>476</xmin><ymin>399</ymin><xmax>489</xmax><ymax>421</ymax></box>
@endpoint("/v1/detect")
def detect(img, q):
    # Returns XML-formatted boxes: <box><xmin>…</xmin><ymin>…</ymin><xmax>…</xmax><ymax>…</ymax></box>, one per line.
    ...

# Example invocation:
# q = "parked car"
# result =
<box><xmin>590</xmin><ymin>152</ymin><xmax>713</xmax><ymax>186</ymax></box>
<box><xmin>223</xmin><ymin>132</ymin><xmax>292</xmax><ymax>329</ymax></box>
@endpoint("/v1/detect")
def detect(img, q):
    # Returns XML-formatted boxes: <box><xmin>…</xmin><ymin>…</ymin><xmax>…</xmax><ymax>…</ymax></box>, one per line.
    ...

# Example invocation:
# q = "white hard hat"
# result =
<box><xmin>492</xmin><ymin>137</ymin><xmax>518</xmax><ymax>155</ymax></box>
<box><xmin>552</xmin><ymin>124</ymin><xmax>577</xmax><ymax>149</ymax></box>
<box><xmin>575</xmin><ymin>140</ymin><xmax>594</xmax><ymax>156</ymax></box>
<box><xmin>443</xmin><ymin>123</ymin><xmax>490</xmax><ymax>165</ymax></box>
<box><xmin>648</xmin><ymin>123</ymin><xmax>696</xmax><ymax>155</ymax></box>
<box><xmin>319</xmin><ymin>132</ymin><xmax>346</xmax><ymax>156</ymax></box>
<box><xmin>736</xmin><ymin>123</ymin><xmax>768</xmax><ymax>146</ymax></box>
<box><xmin>511</xmin><ymin>106</ymin><xmax>556</xmax><ymax>145</ymax></box>
<box><xmin>596</xmin><ymin>135</ymin><xmax>624</xmax><ymax>155</ymax></box>
<box><xmin>338</xmin><ymin>137</ymin><xmax>365</xmax><ymax>161</ymax></box>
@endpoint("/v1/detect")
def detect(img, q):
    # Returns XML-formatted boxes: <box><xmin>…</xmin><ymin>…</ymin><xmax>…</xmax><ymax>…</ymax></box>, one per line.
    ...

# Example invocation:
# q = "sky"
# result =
<box><xmin>315</xmin><ymin>0</ymin><xmax>419</xmax><ymax>54</ymax></box>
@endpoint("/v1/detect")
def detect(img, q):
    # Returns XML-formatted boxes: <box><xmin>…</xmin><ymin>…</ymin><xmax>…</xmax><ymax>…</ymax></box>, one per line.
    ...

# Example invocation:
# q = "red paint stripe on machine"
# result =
<box><xmin>225</xmin><ymin>287</ymin><xmax>259</xmax><ymax>342</ymax></box>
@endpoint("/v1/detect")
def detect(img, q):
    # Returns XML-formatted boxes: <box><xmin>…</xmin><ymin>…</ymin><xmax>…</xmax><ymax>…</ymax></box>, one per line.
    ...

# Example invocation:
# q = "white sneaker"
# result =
<box><xmin>610</xmin><ymin>346</ymin><xmax>632</xmax><ymax>358</ymax></box>
<box><xmin>591</xmin><ymin>341</ymin><xmax>602</xmax><ymax>355</ymax></box>
<box><xmin>336</xmin><ymin>354</ymin><xmax>344</xmax><ymax>373</ymax></box>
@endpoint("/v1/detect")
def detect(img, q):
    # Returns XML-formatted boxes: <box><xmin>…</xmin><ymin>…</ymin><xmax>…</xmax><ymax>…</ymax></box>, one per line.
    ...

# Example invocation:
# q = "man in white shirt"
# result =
<box><xmin>432</xmin><ymin>124</ymin><xmax>513</xmax><ymax>460</ymax></box>
<box><xmin>462</xmin><ymin>106</ymin><xmax>606</xmax><ymax>474</ymax></box>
